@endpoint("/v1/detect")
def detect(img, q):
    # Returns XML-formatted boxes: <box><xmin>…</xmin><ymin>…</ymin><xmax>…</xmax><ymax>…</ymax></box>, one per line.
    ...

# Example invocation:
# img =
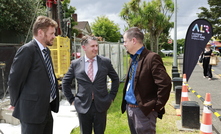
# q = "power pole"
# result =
<box><xmin>173</xmin><ymin>0</ymin><xmax>177</xmax><ymax>67</ymax></box>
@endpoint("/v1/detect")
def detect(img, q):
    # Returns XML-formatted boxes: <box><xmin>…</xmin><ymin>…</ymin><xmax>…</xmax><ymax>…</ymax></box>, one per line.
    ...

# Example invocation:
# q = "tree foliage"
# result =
<box><xmin>177</xmin><ymin>38</ymin><xmax>185</xmax><ymax>53</ymax></box>
<box><xmin>61</xmin><ymin>0</ymin><xmax>78</xmax><ymax>37</ymax></box>
<box><xmin>91</xmin><ymin>16</ymin><xmax>121</xmax><ymax>42</ymax></box>
<box><xmin>0</xmin><ymin>0</ymin><xmax>41</xmax><ymax>35</ymax></box>
<box><xmin>120</xmin><ymin>0</ymin><xmax>174</xmax><ymax>53</ymax></box>
<box><xmin>197</xmin><ymin>0</ymin><xmax>221</xmax><ymax>39</ymax></box>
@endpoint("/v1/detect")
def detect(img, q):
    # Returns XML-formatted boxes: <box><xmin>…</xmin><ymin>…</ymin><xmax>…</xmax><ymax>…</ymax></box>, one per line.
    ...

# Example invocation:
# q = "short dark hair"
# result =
<box><xmin>124</xmin><ymin>27</ymin><xmax>144</xmax><ymax>44</ymax></box>
<box><xmin>81</xmin><ymin>35</ymin><xmax>98</xmax><ymax>46</ymax></box>
<box><xmin>32</xmin><ymin>16</ymin><xmax>58</xmax><ymax>36</ymax></box>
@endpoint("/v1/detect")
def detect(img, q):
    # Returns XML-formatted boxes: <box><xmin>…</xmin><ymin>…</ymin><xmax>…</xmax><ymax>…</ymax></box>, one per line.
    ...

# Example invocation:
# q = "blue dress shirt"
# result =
<box><xmin>125</xmin><ymin>46</ymin><xmax>144</xmax><ymax>105</ymax></box>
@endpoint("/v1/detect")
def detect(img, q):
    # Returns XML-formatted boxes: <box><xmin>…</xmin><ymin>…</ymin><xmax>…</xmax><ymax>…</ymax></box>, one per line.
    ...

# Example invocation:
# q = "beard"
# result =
<box><xmin>46</xmin><ymin>39</ymin><xmax>53</xmax><ymax>46</ymax></box>
<box><xmin>44</xmin><ymin>34</ymin><xmax>54</xmax><ymax>46</ymax></box>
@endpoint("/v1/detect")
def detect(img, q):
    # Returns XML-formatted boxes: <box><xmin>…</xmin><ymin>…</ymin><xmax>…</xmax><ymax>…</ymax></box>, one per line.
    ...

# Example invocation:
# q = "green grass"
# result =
<box><xmin>157</xmin><ymin>57</ymin><xmax>199</xmax><ymax>134</ymax></box>
<box><xmin>71</xmin><ymin>56</ymin><xmax>199</xmax><ymax>134</ymax></box>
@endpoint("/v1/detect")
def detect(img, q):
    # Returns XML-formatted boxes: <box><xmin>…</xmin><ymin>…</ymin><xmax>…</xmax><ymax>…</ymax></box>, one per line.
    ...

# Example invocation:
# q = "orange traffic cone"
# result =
<box><xmin>176</xmin><ymin>74</ymin><xmax>189</xmax><ymax>116</ymax></box>
<box><xmin>182</xmin><ymin>74</ymin><xmax>187</xmax><ymax>84</ymax></box>
<box><xmin>181</xmin><ymin>85</ymin><xmax>188</xmax><ymax>102</ymax></box>
<box><xmin>200</xmin><ymin>93</ymin><xmax>212</xmax><ymax>134</ymax></box>
<box><xmin>181</xmin><ymin>74</ymin><xmax>189</xmax><ymax>102</ymax></box>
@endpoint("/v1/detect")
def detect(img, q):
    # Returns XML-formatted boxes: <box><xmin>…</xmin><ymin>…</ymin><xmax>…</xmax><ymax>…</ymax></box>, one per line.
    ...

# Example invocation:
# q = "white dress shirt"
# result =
<box><xmin>34</xmin><ymin>38</ymin><xmax>55</xmax><ymax>102</ymax></box>
<box><xmin>84</xmin><ymin>55</ymin><xmax>98</xmax><ymax>80</ymax></box>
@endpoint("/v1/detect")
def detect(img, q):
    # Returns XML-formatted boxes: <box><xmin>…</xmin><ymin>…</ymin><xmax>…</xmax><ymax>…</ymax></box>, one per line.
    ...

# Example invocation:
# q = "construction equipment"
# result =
<box><xmin>45</xmin><ymin>0</ymin><xmax>71</xmax><ymax>85</ymax></box>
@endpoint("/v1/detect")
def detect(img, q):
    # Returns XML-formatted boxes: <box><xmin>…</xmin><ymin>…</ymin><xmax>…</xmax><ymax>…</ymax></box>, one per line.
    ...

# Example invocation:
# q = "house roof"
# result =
<box><xmin>74</xmin><ymin>21</ymin><xmax>92</xmax><ymax>35</ymax></box>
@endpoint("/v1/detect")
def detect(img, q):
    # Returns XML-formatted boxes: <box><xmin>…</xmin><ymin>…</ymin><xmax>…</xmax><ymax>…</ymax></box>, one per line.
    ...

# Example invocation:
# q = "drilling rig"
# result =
<box><xmin>45</xmin><ymin>0</ymin><xmax>71</xmax><ymax>86</ymax></box>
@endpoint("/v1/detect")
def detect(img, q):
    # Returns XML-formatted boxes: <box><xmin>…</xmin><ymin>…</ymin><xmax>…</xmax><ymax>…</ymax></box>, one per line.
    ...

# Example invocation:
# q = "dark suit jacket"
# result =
<box><xmin>8</xmin><ymin>39</ymin><xmax>59</xmax><ymax>124</ymax></box>
<box><xmin>62</xmin><ymin>55</ymin><xmax>119</xmax><ymax>113</ymax></box>
<box><xmin>121</xmin><ymin>48</ymin><xmax>171</xmax><ymax>117</ymax></box>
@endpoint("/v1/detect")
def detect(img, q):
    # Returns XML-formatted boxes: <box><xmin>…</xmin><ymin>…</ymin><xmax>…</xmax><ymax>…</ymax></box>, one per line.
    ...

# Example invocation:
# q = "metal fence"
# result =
<box><xmin>72</xmin><ymin>39</ymin><xmax>128</xmax><ymax>82</ymax></box>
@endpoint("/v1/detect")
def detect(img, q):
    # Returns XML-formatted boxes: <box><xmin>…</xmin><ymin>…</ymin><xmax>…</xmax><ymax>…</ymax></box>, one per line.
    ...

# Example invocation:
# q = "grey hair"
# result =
<box><xmin>81</xmin><ymin>35</ymin><xmax>98</xmax><ymax>46</ymax></box>
<box><xmin>124</xmin><ymin>27</ymin><xmax>144</xmax><ymax>44</ymax></box>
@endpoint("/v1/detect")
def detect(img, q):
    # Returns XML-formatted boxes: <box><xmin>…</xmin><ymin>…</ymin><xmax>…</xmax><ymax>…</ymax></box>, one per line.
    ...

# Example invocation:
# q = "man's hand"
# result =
<box><xmin>8</xmin><ymin>105</ymin><xmax>15</xmax><ymax>111</ymax></box>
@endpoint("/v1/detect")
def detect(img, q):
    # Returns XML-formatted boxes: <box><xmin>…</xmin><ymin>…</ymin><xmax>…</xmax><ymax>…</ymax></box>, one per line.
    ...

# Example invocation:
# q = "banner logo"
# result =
<box><xmin>191</xmin><ymin>24</ymin><xmax>211</xmax><ymax>41</ymax></box>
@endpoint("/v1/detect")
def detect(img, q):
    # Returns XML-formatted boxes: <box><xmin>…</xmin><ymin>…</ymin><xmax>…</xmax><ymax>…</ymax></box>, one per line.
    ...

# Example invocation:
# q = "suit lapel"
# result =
<box><xmin>134</xmin><ymin>48</ymin><xmax>149</xmax><ymax>90</ymax></box>
<box><xmin>94</xmin><ymin>55</ymin><xmax>101</xmax><ymax>81</ymax></box>
<box><xmin>33</xmin><ymin>40</ymin><xmax>51</xmax><ymax>79</ymax></box>
<box><xmin>33</xmin><ymin>40</ymin><xmax>46</xmax><ymax>67</ymax></box>
<box><xmin>80</xmin><ymin>57</ymin><xmax>91</xmax><ymax>81</ymax></box>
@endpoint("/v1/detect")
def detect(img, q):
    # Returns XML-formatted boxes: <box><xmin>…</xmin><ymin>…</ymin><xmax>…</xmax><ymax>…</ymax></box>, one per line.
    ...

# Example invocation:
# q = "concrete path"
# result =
<box><xmin>178</xmin><ymin>55</ymin><xmax>221</xmax><ymax>134</ymax></box>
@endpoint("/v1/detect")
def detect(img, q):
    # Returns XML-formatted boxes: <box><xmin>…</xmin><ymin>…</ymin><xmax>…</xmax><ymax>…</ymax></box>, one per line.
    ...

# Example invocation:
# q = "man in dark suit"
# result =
<box><xmin>121</xmin><ymin>27</ymin><xmax>171</xmax><ymax>134</ymax></box>
<box><xmin>8</xmin><ymin>16</ymin><xmax>59</xmax><ymax>134</ymax></box>
<box><xmin>62</xmin><ymin>35</ymin><xmax>119</xmax><ymax>134</ymax></box>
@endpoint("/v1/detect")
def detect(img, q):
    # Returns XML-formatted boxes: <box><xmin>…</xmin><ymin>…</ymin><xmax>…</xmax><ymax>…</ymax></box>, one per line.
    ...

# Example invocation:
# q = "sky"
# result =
<box><xmin>70</xmin><ymin>0</ymin><xmax>210</xmax><ymax>39</ymax></box>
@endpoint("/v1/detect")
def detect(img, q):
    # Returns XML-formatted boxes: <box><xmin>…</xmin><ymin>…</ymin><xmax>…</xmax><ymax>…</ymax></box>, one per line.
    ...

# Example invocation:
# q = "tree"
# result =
<box><xmin>177</xmin><ymin>38</ymin><xmax>185</xmax><ymax>54</ymax></box>
<box><xmin>197</xmin><ymin>0</ymin><xmax>221</xmax><ymax>39</ymax></box>
<box><xmin>120</xmin><ymin>0</ymin><xmax>174</xmax><ymax>53</ymax></box>
<box><xmin>159</xmin><ymin>22</ymin><xmax>174</xmax><ymax>50</ymax></box>
<box><xmin>61</xmin><ymin>0</ymin><xmax>78</xmax><ymax>37</ymax></box>
<box><xmin>0</xmin><ymin>0</ymin><xmax>38</xmax><ymax>34</ymax></box>
<box><xmin>91</xmin><ymin>16</ymin><xmax>121</xmax><ymax>42</ymax></box>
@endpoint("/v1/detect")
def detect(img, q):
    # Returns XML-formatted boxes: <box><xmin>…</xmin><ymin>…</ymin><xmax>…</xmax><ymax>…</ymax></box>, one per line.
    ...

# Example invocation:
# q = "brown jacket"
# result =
<box><xmin>121</xmin><ymin>48</ymin><xmax>171</xmax><ymax>117</ymax></box>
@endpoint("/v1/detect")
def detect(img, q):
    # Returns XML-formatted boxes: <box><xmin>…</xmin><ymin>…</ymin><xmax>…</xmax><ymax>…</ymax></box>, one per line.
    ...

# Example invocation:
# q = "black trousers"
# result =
<box><xmin>203</xmin><ymin>57</ymin><xmax>212</xmax><ymax>78</ymax></box>
<box><xmin>78</xmin><ymin>101</ymin><xmax>107</xmax><ymax>134</ymax></box>
<box><xmin>20</xmin><ymin>107</ymin><xmax>53</xmax><ymax>134</ymax></box>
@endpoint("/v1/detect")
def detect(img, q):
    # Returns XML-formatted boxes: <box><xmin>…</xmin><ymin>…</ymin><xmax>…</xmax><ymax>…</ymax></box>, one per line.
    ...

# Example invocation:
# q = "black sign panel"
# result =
<box><xmin>183</xmin><ymin>19</ymin><xmax>213</xmax><ymax>81</ymax></box>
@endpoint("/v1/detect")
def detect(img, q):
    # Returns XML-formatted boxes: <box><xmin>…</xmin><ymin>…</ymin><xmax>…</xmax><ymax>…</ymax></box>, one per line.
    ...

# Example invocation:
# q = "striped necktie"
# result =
<box><xmin>129</xmin><ymin>54</ymin><xmax>140</xmax><ymax>80</ymax></box>
<box><xmin>87</xmin><ymin>59</ymin><xmax>95</xmax><ymax>82</ymax></box>
<box><xmin>42</xmin><ymin>49</ymin><xmax>56</xmax><ymax>100</ymax></box>
<box><xmin>87</xmin><ymin>59</ymin><xmax>95</xmax><ymax>99</ymax></box>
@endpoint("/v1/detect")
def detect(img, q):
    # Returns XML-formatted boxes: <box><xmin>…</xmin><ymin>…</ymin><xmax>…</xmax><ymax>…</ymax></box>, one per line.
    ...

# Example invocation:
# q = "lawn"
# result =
<box><xmin>71</xmin><ymin>56</ymin><xmax>199</xmax><ymax>134</ymax></box>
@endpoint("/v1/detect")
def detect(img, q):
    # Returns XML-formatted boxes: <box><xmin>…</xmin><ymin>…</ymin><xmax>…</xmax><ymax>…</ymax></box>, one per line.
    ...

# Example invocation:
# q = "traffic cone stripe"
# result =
<box><xmin>181</xmin><ymin>92</ymin><xmax>188</xmax><ymax>97</ymax></box>
<box><xmin>180</xmin><ymin>74</ymin><xmax>189</xmax><ymax>103</ymax></box>
<box><xmin>203</xmin><ymin>107</ymin><xmax>212</xmax><ymax>114</ymax></box>
<box><xmin>182</xmin><ymin>74</ymin><xmax>187</xmax><ymax>82</ymax></box>
<box><xmin>204</xmin><ymin>101</ymin><xmax>212</xmax><ymax>105</ymax></box>
<box><xmin>200</xmin><ymin>123</ymin><xmax>212</xmax><ymax>133</ymax></box>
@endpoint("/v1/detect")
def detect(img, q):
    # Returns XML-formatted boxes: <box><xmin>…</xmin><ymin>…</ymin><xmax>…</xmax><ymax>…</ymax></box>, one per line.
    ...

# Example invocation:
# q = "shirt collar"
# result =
<box><xmin>85</xmin><ymin>55</ymin><xmax>97</xmax><ymax>62</ymax></box>
<box><xmin>34</xmin><ymin>38</ymin><xmax>46</xmax><ymax>51</ymax></box>
<box><xmin>130</xmin><ymin>46</ymin><xmax>144</xmax><ymax>58</ymax></box>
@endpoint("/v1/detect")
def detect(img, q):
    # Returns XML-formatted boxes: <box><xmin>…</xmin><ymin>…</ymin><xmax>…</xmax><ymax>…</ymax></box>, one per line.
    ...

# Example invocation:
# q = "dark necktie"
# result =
<box><xmin>129</xmin><ymin>54</ymin><xmax>140</xmax><ymax>80</ymax></box>
<box><xmin>42</xmin><ymin>49</ymin><xmax>56</xmax><ymax>100</ymax></box>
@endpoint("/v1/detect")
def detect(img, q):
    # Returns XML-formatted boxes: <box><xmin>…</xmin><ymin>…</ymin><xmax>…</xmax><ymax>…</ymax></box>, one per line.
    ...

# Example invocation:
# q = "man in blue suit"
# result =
<box><xmin>62</xmin><ymin>35</ymin><xmax>119</xmax><ymax>134</ymax></box>
<box><xmin>8</xmin><ymin>16</ymin><xmax>59</xmax><ymax>134</ymax></box>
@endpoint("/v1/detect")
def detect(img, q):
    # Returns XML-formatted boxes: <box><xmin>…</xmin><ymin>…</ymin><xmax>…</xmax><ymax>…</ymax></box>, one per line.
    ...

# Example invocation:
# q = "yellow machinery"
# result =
<box><xmin>48</xmin><ymin>36</ymin><xmax>70</xmax><ymax>85</ymax></box>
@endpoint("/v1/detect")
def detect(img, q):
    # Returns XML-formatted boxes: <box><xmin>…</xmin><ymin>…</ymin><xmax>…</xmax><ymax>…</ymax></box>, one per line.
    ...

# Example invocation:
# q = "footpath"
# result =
<box><xmin>0</xmin><ymin>98</ymin><xmax>79</xmax><ymax>134</ymax></box>
<box><xmin>177</xmin><ymin>55</ymin><xmax>221</xmax><ymax>134</ymax></box>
